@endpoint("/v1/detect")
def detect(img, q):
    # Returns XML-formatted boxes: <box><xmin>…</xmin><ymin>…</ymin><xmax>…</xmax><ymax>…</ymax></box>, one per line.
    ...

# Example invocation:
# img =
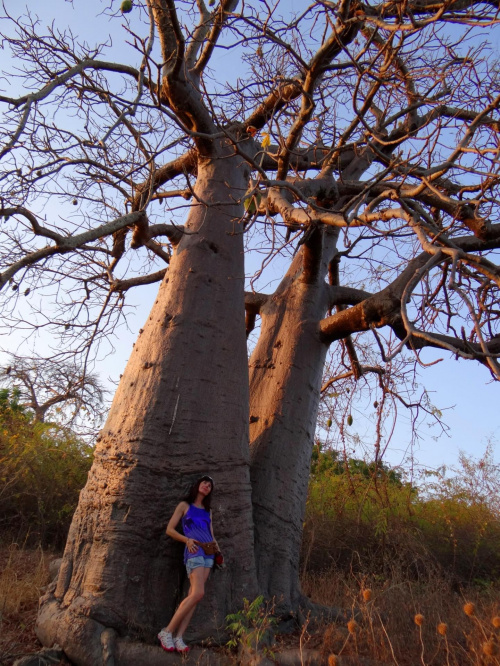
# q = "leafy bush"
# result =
<box><xmin>302</xmin><ymin>446</ymin><xmax>500</xmax><ymax>584</ymax></box>
<box><xmin>226</xmin><ymin>596</ymin><xmax>277</xmax><ymax>657</ymax></box>
<box><xmin>0</xmin><ymin>388</ymin><xmax>93</xmax><ymax>547</ymax></box>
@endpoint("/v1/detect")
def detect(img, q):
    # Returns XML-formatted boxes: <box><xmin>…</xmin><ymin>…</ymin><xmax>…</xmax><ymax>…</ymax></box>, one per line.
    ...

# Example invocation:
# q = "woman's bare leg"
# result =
<box><xmin>165</xmin><ymin>567</ymin><xmax>207</xmax><ymax>635</ymax></box>
<box><xmin>175</xmin><ymin>567</ymin><xmax>211</xmax><ymax>637</ymax></box>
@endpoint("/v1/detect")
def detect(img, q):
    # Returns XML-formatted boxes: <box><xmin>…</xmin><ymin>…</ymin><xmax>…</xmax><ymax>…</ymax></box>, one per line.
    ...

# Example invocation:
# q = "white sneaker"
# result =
<box><xmin>158</xmin><ymin>629</ymin><xmax>175</xmax><ymax>652</ymax></box>
<box><xmin>174</xmin><ymin>636</ymin><xmax>190</xmax><ymax>653</ymax></box>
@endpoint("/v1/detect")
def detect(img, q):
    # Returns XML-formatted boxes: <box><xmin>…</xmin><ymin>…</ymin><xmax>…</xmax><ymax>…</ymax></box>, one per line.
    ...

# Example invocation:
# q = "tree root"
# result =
<box><xmin>116</xmin><ymin>642</ymin><xmax>233</xmax><ymax>665</ymax></box>
<box><xmin>12</xmin><ymin>646</ymin><xmax>69</xmax><ymax>666</ymax></box>
<box><xmin>298</xmin><ymin>596</ymin><xmax>351</xmax><ymax>629</ymax></box>
<box><xmin>36</xmin><ymin>591</ymin><xmax>114</xmax><ymax>665</ymax></box>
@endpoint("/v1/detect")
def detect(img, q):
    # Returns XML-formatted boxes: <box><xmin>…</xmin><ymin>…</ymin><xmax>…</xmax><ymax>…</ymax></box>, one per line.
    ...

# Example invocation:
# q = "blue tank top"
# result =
<box><xmin>181</xmin><ymin>504</ymin><xmax>214</xmax><ymax>563</ymax></box>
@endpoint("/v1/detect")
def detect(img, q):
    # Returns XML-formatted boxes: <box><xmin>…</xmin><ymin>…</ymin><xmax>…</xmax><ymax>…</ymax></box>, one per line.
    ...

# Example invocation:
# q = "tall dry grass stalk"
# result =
<box><xmin>0</xmin><ymin>543</ymin><xmax>48</xmax><ymax>619</ymax></box>
<box><xmin>302</xmin><ymin>566</ymin><xmax>500</xmax><ymax>666</ymax></box>
<box><xmin>0</xmin><ymin>543</ymin><xmax>52</xmax><ymax>664</ymax></box>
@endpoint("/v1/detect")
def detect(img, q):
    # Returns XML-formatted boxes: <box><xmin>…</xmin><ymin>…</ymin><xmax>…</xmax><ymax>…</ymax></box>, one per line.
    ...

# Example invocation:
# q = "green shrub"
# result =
<box><xmin>0</xmin><ymin>388</ymin><xmax>93</xmax><ymax>547</ymax></box>
<box><xmin>302</xmin><ymin>447</ymin><xmax>500</xmax><ymax>584</ymax></box>
<box><xmin>226</xmin><ymin>596</ymin><xmax>277</xmax><ymax>656</ymax></box>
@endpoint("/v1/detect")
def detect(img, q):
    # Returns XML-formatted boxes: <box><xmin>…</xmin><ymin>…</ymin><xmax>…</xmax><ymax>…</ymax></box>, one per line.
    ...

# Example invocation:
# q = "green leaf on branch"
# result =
<box><xmin>243</xmin><ymin>191</ymin><xmax>262</xmax><ymax>215</ymax></box>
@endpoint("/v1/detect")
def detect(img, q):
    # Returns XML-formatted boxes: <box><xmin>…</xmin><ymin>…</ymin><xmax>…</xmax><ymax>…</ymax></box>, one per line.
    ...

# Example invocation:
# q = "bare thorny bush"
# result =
<box><xmin>0</xmin><ymin>0</ymin><xmax>499</xmax><ymax>443</ymax></box>
<box><xmin>0</xmin><ymin>354</ymin><xmax>107</xmax><ymax>434</ymax></box>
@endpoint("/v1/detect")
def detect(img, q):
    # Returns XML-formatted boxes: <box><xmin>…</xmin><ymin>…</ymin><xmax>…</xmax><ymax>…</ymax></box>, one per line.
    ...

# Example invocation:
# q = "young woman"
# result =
<box><xmin>158</xmin><ymin>475</ymin><xmax>218</xmax><ymax>653</ymax></box>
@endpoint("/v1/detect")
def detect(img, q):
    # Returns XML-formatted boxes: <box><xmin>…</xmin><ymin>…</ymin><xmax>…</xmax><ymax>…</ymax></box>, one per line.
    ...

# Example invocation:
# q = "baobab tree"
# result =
<box><xmin>0</xmin><ymin>0</ymin><xmax>499</xmax><ymax>663</ymax></box>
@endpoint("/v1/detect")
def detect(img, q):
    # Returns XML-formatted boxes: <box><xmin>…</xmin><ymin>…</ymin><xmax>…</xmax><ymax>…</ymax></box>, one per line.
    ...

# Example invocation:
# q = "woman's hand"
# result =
<box><xmin>186</xmin><ymin>538</ymin><xmax>198</xmax><ymax>553</ymax></box>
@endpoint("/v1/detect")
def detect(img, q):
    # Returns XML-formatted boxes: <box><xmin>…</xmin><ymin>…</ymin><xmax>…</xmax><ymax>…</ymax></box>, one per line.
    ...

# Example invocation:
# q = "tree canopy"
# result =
<box><xmin>0</xmin><ymin>0</ymin><xmax>499</xmax><ymax>381</ymax></box>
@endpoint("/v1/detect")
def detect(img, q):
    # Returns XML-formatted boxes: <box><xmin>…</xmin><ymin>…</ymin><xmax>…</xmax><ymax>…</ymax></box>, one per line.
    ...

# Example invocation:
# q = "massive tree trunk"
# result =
<box><xmin>248</xmin><ymin>156</ymin><xmax>379</xmax><ymax>612</ymax></box>
<box><xmin>36</xmin><ymin>155</ymin><xmax>258</xmax><ymax>665</ymax></box>
<box><xmin>248</xmin><ymin>156</ymin><xmax>379</xmax><ymax>611</ymax></box>
<box><xmin>249</xmin><ymin>228</ymin><xmax>339</xmax><ymax>613</ymax></box>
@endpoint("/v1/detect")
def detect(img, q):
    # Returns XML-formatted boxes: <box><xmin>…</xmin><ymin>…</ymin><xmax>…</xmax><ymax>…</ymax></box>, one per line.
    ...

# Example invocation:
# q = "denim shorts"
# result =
<box><xmin>186</xmin><ymin>556</ymin><xmax>214</xmax><ymax>576</ymax></box>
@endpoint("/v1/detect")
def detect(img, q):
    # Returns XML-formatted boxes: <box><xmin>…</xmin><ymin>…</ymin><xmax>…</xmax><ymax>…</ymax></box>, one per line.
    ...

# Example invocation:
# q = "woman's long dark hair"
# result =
<box><xmin>184</xmin><ymin>475</ymin><xmax>214</xmax><ymax>511</ymax></box>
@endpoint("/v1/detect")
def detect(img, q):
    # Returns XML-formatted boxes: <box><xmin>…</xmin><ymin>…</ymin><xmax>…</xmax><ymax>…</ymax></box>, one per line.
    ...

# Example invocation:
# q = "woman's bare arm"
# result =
<box><xmin>166</xmin><ymin>502</ymin><xmax>197</xmax><ymax>553</ymax></box>
<box><xmin>209</xmin><ymin>510</ymin><xmax>219</xmax><ymax>549</ymax></box>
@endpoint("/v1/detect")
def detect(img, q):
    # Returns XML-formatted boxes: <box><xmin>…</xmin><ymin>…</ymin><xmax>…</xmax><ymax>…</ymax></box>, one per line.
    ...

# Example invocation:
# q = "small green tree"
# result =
<box><xmin>0</xmin><ymin>354</ymin><xmax>106</xmax><ymax>435</ymax></box>
<box><xmin>0</xmin><ymin>388</ymin><xmax>93</xmax><ymax>547</ymax></box>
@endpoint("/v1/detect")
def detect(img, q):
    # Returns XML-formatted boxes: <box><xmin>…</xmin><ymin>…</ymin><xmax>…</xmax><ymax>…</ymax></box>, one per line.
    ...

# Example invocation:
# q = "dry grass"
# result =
<box><xmin>0</xmin><ymin>543</ymin><xmax>51</xmax><ymax>665</ymax></box>
<box><xmin>1</xmin><ymin>542</ymin><xmax>499</xmax><ymax>666</ymax></box>
<box><xmin>302</xmin><ymin>566</ymin><xmax>500</xmax><ymax>666</ymax></box>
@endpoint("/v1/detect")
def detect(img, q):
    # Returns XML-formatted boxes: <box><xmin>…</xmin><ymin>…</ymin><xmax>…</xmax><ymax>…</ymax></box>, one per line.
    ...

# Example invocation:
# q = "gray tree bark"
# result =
<box><xmin>249</xmin><ymin>228</ymin><xmax>340</xmax><ymax>613</ymax></box>
<box><xmin>36</xmin><ymin>155</ymin><xmax>258</xmax><ymax>665</ymax></box>
<box><xmin>248</xmin><ymin>156</ymin><xmax>374</xmax><ymax>612</ymax></box>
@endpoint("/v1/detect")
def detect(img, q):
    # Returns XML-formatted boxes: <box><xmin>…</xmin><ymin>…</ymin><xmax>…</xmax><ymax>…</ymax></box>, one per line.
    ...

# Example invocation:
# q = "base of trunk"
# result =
<box><xmin>36</xmin><ymin>578</ymin><xmax>235</xmax><ymax>666</ymax></box>
<box><xmin>36</xmin><ymin>598</ymin><xmax>233</xmax><ymax>666</ymax></box>
<box><xmin>36</xmin><ymin>587</ymin><xmax>350</xmax><ymax>666</ymax></box>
